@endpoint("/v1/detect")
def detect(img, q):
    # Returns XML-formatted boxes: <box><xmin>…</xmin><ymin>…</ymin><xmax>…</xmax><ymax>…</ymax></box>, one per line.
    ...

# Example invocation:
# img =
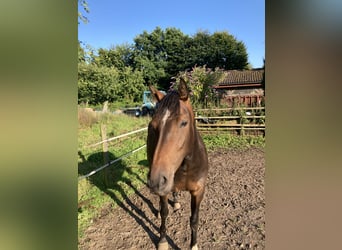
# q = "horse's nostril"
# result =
<box><xmin>147</xmin><ymin>171</ymin><xmax>168</xmax><ymax>193</ymax></box>
<box><xmin>159</xmin><ymin>175</ymin><xmax>167</xmax><ymax>187</ymax></box>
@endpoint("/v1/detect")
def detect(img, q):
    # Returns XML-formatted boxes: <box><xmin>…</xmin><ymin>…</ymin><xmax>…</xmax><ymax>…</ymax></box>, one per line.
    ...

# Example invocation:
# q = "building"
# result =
<box><xmin>214</xmin><ymin>68</ymin><xmax>265</xmax><ymax>107</ymax></box>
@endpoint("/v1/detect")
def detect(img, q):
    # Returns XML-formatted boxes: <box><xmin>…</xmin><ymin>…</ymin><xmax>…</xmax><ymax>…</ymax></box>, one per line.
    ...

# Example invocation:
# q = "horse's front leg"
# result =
<box><xmin>158</xmin><ymin>195</ymin><xmax>169</xmax><ymax>250</ymax></box>
<box><xmin>172</xmin><ymin>191</ymin><xmax>181</xmax><ymax>211</ymax></box>
<box><xmin>190</xmin><ymin>188</ymin><xmax>205</xmax><ymax>250</ymax></box>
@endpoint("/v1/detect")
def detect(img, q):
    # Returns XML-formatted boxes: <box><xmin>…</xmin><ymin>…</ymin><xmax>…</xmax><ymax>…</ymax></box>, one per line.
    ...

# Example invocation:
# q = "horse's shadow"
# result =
<box><xmin>78</xmin><ymin>150</ymin><xmax>180</xmax><ymax>249</ymax></box>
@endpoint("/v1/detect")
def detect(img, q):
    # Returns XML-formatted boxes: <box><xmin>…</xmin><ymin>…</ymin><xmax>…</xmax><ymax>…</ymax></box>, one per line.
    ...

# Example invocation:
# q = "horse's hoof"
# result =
<box><xmin>191</xmin><ymin>244</ymin><xmax>198</xmax><ymax>250</ymax></box>
<box><xmin>158</xmin><ymin>241</ymin><xmax>168</xmax><ymax>250</ymax></box>
<box><xmin>173</xmin><ymin>202</ymin><xmax>181</xmax><ymax>211</ymax></box>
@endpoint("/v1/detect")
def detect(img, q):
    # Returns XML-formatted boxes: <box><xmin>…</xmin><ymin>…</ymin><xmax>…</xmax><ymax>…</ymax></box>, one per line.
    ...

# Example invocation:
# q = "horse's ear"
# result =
<box><xmin>178</xmin><ymin>78</ymin><xmax>189</xmax><ymax>101</ymax></box>
<box><xmin>149</xmin><ymin>85</ymin><xmax>165</xmax><ymax>102</ymax></box>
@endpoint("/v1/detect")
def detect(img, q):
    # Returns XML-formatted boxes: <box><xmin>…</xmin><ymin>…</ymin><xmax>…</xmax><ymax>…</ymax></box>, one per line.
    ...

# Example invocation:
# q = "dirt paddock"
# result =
<box><xmin>79</xmin><ymin>147</ymin><xmax>265</xmax><ymax>249</ymax></box>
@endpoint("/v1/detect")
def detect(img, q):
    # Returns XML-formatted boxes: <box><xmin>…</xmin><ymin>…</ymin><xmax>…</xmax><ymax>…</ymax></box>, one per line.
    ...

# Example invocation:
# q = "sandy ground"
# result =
<box><xmin>79</xmin><ymin>147</ymin><xmax>265</xmax><ymax>250</ymax></box>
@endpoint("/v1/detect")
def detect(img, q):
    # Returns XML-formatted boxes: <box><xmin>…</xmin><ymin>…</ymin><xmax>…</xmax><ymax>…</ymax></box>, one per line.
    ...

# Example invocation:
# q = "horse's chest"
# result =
<box><xmin>173</xmin><ymin>162</ymin><xmax>192</xmax><ymax>191</ymax></box>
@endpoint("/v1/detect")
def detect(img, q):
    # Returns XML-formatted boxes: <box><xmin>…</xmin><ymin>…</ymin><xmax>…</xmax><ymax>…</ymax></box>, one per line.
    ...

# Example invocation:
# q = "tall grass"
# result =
<box><xmin>78</xmin><ymin>107</ymin><xmax>99</xmax><ymax>128</ymax></box>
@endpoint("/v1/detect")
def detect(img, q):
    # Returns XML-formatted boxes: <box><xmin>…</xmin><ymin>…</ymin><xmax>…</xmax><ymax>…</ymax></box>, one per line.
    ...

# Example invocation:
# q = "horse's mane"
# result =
<box><xmin>154</xmin><ymin>91</ymin><xmax>180</xmax><ymax>119</ymax></box>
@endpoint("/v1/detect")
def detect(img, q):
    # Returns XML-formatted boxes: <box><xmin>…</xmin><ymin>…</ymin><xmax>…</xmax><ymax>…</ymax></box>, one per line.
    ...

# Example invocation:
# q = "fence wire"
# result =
<box><xmin>78</xmin><ymin>144</ymin><xmax>146</xmax><ymax>181</ymax></box>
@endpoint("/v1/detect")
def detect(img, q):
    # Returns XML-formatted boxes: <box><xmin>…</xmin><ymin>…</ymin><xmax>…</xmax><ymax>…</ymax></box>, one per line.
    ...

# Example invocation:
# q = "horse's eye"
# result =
<box><xmin>180</xmin><ymin>120</ymin><xmax>188</xmax><ymax>127</ymax></box>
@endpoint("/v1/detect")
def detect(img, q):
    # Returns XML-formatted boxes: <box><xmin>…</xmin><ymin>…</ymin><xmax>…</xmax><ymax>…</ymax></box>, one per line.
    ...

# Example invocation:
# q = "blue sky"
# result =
<box><xmin>78</xmin><ymin>0</ymin><xmax>265</xmax><ymax>68</ymax></box>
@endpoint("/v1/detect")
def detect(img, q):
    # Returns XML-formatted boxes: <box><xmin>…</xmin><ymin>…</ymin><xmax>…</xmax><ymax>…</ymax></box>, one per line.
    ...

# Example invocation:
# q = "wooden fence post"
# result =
<box><xmin>102</xmin><ymin>101</ymin><xmax>109</xmax><ymax>113</ymax></box>
<box><xmin>101</xmin><ymin>124</ymin><xmax>110</xmax><ymax>188</ymax></box>
<box><xmin>240</xmin><ymin>114</ymin><xmax>245</xmax><ymax>136</ymax></box>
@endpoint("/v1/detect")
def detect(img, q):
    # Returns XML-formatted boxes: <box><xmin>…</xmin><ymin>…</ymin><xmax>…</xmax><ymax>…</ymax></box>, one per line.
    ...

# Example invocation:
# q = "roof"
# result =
<box><xmin>216</xmin><ymin>69</ymin><xmax>264</xmax><ymax>88</ymax></box>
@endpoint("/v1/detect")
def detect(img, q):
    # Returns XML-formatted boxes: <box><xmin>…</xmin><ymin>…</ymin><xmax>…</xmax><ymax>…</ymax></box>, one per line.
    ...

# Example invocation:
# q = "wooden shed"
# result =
<box><xmin>214</xmin><ymin>68</ymin><xmax>265</xmax><ymax>107</ymax></box>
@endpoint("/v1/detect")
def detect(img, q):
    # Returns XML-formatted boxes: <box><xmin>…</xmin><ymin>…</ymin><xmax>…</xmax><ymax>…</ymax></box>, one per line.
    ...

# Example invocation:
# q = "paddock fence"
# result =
<box><xmin>78</xmin><ymin>106</ymin><xmax>265</xmax><ymax>181</ymax></box>
<box><xmin>195</xmin><ymin>107</ymin><xmax>265</xmax><ymax>136</ymax></box>
<box><xmin>78</xmin><ymin>126</ymin><xmax>148</xmax><ymax>182</ymax></box>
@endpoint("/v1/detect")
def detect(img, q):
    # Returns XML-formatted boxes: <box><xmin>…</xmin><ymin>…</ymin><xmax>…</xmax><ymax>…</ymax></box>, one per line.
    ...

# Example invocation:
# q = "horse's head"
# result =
<box><xmin>147</xmin><ymin>78</ymin><xmax>194</xmax><ymax>196</ymax></box>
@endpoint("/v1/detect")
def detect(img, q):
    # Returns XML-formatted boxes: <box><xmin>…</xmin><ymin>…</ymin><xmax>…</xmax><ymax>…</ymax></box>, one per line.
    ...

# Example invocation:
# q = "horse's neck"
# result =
<box><xmin>188</xmin><ymin>119</ymin><xmax>202</xmax><ymax>154</ymax></box>
<box><xmin>184</xmin><ymin>101</ymin><xmax>201</xmax><ymax>155</ymax></box>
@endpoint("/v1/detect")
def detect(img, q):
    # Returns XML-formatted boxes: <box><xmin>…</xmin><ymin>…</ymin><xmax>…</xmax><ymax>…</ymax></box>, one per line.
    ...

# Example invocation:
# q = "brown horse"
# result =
<box><xmin>147</xmin><ymin>79</ymin><xmax>209</xmax><ymax>250</ymax></box>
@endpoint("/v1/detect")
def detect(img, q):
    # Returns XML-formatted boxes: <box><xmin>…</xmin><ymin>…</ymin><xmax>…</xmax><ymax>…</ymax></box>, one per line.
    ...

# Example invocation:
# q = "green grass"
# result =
<box><xmin>202</xmin><ymin>132</ymin><xmax>265</xmax><ymax>151</ymax></box>
<box><xmin>78</xmin><ymin>113</ymin><xmax>150</xmax><ymax>239</ymax></box>
<box><xmin>77</xmin><ymin>112</ymin><xmax>265</xmax><ymax>240</ymax></box>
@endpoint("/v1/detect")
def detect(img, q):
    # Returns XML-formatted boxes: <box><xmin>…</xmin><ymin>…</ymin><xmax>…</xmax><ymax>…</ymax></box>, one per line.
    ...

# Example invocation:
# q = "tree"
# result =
<box><xmin>132</xmin><ymin>27</ymin><xmax>167</xmax><ymax>85</ymax></box>
<box><xmin>187</xmin><ymin>30</ymin><xmax>212</xmax><ymax>67</ymax></box>
<box><xmin>96</xmin><ymin>44</ymin><xmax>133</xmax><ymax>70</ymax></box>
<box><xmin>78</xmin><ymin>63</ymin><xmax>121</xmax><ymax>104</ymax></box>
<box><xmin>78</xmin><ymin>0</ymin><xmax>89</xmax><ymax>24</ymax></box>
<box><xmin>188</xmin><ymin>31</ymin><xmax>248</xmax><ymax>70</ymax></box>
<box><xmin>119</xmin><ymin>67</ymin><xmax>145</xmax><ymax>102</ymax></box>
<box><xmin>78</xmin><ymin>41</ymin><xmax>86</xmax><ymax>63</ymax></box>
<box><xmin>78</xmin><ymin>26</ymin><xmax>250</xmax><ymax>105</ymax></box>
<box><xmin>163</xmin><ymin>28</ymin><xmax>191</xmax><ymax>77</ymax></box>
<box><xmin>130</xmin><ymin>27</ymin><xmax>248</xmax><ymax>89</ymax></box>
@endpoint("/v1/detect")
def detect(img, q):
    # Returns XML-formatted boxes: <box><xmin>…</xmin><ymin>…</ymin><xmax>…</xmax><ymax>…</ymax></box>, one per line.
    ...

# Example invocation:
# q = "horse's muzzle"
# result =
<box><xmin>147</xmin><ymin>171</ymin><xmax>172</xmax><ymax>196</ymax></box>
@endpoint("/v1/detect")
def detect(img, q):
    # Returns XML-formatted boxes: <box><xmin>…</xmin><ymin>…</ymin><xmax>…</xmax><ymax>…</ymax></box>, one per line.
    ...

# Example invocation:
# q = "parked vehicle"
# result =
<box><xmin>135</xmin><ymin>90</ymin><xmax>166</xmax><ymax>117</ymax></box>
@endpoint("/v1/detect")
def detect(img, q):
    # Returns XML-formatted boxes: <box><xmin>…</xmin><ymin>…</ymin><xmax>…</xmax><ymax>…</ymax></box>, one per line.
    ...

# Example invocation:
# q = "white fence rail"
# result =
<box><xmin>78</xmin><ymin>144</ymin><xmax>146</xmax><ymax>181</ymax></box>
<box><xmin>78</xmin><ymin>127</ymin><xmax>148</xmax><ymax>181</ymax></box>
<box><xmin>87</xmin><ymin>127</ymin><xmax>148</xmax><ymax>148</ymax></box>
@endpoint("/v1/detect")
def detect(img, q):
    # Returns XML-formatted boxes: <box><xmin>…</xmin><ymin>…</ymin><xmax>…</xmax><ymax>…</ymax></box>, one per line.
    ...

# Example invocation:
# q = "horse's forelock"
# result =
<box><xmin>154</xmin><ymin>91</ymin><xmax>180</xmax><ymax>119</ymax></box>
